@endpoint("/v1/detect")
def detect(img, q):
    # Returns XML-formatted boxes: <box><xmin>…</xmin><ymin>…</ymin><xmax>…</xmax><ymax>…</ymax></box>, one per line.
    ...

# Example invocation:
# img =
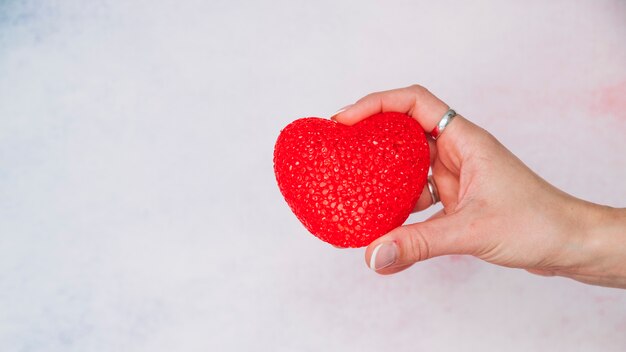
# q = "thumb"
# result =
<box><xmin>365</xmin><ymin>212</ymin><xmax>468</xmax><ymax>274</ymax></box>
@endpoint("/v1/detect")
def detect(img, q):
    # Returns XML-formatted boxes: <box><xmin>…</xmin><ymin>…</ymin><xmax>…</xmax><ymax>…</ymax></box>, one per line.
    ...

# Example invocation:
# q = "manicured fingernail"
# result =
<box><xmin>331</xmin><ymin>104</ymin><xmax>354</xmax><ymax>120</ymax></box>
<box><xmin>369</xmin><ymin>242</ymin><xmax>398</xmax><ymax>271</ymax></box>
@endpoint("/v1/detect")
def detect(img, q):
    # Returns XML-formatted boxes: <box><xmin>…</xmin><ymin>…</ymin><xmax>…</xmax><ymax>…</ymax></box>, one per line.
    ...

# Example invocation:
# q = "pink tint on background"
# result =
<box><xmin>592</xmin><ymin>81</ymin><xmax>626</xmax><ymax>121</ymax></box>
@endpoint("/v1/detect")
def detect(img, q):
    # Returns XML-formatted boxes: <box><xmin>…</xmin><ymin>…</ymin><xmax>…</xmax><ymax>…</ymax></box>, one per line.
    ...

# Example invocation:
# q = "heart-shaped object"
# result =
<box><xmin>274</xmin><ymin>112</ymin><xmax>429</xmax><ymax>248</ymax></box>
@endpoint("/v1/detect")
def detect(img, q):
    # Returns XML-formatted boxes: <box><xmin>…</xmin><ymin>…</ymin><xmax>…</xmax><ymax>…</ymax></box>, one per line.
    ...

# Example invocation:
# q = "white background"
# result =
<box><xmin>1</xmin><ymin>1</ymin><xmax>625</xmax><ymax>351</ymax></box>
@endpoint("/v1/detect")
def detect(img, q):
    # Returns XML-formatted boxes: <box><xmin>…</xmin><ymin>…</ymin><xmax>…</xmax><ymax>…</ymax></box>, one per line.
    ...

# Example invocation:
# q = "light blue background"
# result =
<box><xmin>1</xmin><ymin>1</ymin><xmax>625</xmax><ymax>351</ymax></box>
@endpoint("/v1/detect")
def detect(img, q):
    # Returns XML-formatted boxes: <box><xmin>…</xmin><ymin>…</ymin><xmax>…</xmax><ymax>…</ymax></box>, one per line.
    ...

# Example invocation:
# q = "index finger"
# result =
<box><xmin>331</xmin><ymin>85</ymin><xmax>450</xmax><ymax>134</ymax></box>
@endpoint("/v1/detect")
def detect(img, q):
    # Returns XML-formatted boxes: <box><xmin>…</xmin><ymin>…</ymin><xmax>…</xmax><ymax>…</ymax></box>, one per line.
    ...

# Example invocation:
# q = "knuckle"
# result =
<box><xmin>405</xmin><ymin>226</ymin><xmax>431</xmax><ymax>262</ymax></box>
<box><xmin>474</xmin><ymin>127</ymin><xmax>501</xmax><ymax>149</ymax></box>
<box><xmin>407</xmin><ymin>84</ymin><xmax>428</xmax><ymax>94</ymax></box>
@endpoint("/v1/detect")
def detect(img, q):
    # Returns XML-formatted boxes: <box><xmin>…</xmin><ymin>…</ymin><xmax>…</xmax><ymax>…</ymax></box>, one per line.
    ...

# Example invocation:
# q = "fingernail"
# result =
<box><xmin>331</xmin><ymin>104</ymin><xmax>354</xmax><ymax>120</ymax></box>
<box><xmin>369</xmin><ymin>242</ymin><xmax>398</xmax><ymax>271</ymax></box>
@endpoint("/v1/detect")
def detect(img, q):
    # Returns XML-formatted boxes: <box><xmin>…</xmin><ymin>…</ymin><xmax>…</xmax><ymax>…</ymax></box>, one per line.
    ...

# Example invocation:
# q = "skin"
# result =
<box><xmin>332</xmin><ymin>85</ymin><xmax>626</xmax><ymax>289</ymax></box>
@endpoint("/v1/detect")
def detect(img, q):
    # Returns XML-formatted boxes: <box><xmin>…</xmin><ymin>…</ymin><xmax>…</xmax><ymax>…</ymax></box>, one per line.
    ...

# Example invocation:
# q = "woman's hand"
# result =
<box><xmin>333</xmin><ymin>85</ymin><xmax>626</xmax><ymax>288</ymax></box>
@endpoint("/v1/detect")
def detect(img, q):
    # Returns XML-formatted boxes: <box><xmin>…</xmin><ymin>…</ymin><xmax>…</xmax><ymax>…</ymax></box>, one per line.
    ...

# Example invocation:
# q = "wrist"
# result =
<box><xmin>563</xmin><ymin>201</ymin><xmax>626</xmax><ymax>288</ymax></box>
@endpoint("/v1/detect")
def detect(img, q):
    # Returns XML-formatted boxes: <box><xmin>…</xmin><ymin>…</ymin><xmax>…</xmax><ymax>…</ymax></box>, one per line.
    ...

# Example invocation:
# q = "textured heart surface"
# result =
<box><xmin>274</xmin><ymin>112</ymin><xmax>430</xmax><ymax>248</ymax></box>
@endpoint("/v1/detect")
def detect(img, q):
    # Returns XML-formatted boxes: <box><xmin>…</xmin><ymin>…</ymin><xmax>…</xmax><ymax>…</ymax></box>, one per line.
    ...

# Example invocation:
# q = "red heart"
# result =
<box><xmin>274</xmin><ymin>112</ymin><xmax>430</xmax><ymax>248</ymax></box>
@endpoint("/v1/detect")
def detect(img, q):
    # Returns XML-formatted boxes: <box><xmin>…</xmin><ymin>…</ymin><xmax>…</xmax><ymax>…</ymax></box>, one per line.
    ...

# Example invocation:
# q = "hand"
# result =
<box><xmin>333</xmin><ymin>85</ymin><xmax>626</xmax><ymax>288</ymax></box>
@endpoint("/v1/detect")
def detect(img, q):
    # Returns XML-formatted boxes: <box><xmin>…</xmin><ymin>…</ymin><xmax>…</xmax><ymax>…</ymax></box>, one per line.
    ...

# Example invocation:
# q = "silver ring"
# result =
<box><xmin>427</xmin><ymin>175</ymin><xmax>439</xmax><ymax>204</ymax></box>
<box><xmin>430</xmin><ymin>109</ymin><xmax>457</xmax><ymax>140</ymax></box>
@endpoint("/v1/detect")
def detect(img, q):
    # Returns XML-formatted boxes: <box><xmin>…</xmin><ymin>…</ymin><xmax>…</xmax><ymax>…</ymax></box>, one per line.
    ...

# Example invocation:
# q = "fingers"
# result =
<box><xmin>365</xmin><ymin>212</ymin><xmax>470</xmax><ymax>274</ymax></box>
<box><xmin>332</xmin><ymin>85</ymin><xmax>450</xmax><ymax>133</ymax></box>
<box><xmin>412</xmin><ymin>184</ymin><xmax>435</xmax><ymax>213</ymax></box>
<box><xmin>412</xmin><ymin>139</ymin><xmax>439</xmax><ymax>213</ymax></box>
<box><xmin>427</xmin><ymin>138</ymin><xmax>437</xmax><ymax>164</ymax></box>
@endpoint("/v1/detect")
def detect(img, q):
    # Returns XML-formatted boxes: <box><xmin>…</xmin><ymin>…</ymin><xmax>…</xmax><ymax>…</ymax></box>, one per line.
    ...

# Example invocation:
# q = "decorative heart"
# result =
<box><xmin>274</xmin><ymin>112</ymin><xmax>430</xmax><ymax>248</ymax></box>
